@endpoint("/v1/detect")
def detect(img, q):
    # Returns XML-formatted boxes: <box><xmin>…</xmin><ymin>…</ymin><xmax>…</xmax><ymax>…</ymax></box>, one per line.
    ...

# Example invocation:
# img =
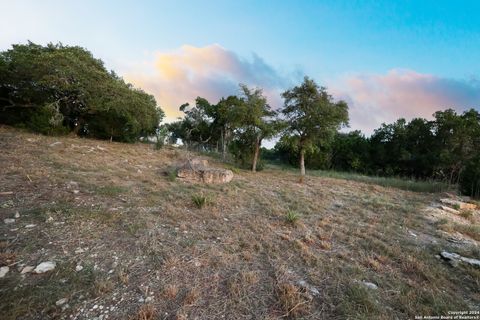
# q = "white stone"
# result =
<box><xmin>362</xmin><ymin>281</ymin><xmax>378</xmax><ymax>289</ymax></box>
<box><xmin>25</xmin><ymin>224</ymin><xmax>36</xmax><ymax>228</ymax></box>
<box><xmin>14</xmin><ymin>212</ymin><xmax>20</xmax><ymax>218</ymax></box>
<box><xmin>21</xmin><ymin>266</ymin><xmax>34</xmax><ymax>274</ymax></box>
<box><xmin>0</xmin><ymin>266</ymin><xmax>9</xmax><ymax>278</ymax></box>
<box><xmin>440</xmin><ymin>251</ymin><xmax>480</xmax><ymax>268</ymax></box>
<box><xmin>56</xmin><ymin>298</ymin><xmax>68</xmax><ymax>306</ymax></box>
<box><xmin>4</xmin><ymin>218</ymin><xmax>15</xmax><ymax>224</ymax></box>
<box><xmin>34</xmin><ymin>261</ymin><xmax>56</xmax><ymax>273</ymax></box>
<box><xmin>75</xmin><ymin>265</ymin><xmax>83</xmax><ymax>272</ymax></box>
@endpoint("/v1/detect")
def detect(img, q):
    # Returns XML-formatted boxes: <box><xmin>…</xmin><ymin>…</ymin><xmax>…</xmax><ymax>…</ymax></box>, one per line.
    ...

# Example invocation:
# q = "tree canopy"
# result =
<box><xmin>280</xmin><ymin>77</ymin><xmax>349</xmax><ymax>180</ymax></box>
<box><xmin>0</xmin><ymin>42</ymin><xmax>164</xmax><ymax>141</ymax></box>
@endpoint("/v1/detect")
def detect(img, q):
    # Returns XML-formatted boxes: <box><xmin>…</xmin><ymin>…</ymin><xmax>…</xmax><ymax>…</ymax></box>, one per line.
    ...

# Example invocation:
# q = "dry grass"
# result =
<box><xmin>130</xmin><ymin>304</ymin><xmax>157</xmax><ymax>320</ymax></box>
<box><xmin>0</xmin><ymin>126</ymin><xmax>478</xmax><ymax>319</ymax></box>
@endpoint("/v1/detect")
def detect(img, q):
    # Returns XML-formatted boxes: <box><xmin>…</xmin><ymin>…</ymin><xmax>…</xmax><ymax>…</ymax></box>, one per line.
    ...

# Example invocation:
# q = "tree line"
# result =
<box><xmin>1</xmin><ymin>42</ymin><xmax>479</xmax><ymax>197</ymax></box>
<box><xmin>165</xmin><ymin>81</ymin><xmax>479</xmax><ymax>197</ymax></box>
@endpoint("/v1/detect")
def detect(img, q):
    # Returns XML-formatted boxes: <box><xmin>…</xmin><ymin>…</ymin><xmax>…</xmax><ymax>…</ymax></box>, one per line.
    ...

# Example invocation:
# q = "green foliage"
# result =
<box><xmin>191</xmin><ymin>193</ymin><xmax>211</xmax><ymax>209</ymax></box>
<box><xmin>280</xmin><ymin>77</ymin><xmax>349</xmax><ymax>176</ymax></box>
<box><xmin>0</xmin><ymin>42</ymin><xmax>164</xmax><ymax>141</ymax></box>
<box><xmin>28</xmin><ymin>103</ymin><xmax>69</xmax><ymax>135</ymax></box>
<box><xmin>154</xmin><ymin>125</ymin><xmax>169</xmax><ymax>150</ymax></box>
<box><xmin>459</xmin><ymin>155</ymin><xmax>480</xmax><ymax>198</ymax></box>
<box><xmin>285</xmin><ymin>210</ymin><xmax>300</xmax><ymax>224</ymax></box>
<box><xmin>166</xmin><ymin>168</ymin><xmax>177</xmax><ymax>182</ymax></box>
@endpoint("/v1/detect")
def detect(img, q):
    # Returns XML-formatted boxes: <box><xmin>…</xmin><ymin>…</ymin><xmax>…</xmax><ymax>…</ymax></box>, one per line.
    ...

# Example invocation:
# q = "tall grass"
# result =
<box><xmin>265</xmin><ymin>162</ymin><xmax>452</xmax><ymax>193</ymax></box>
<box><xmin>309</xmin><ymin>170</ymin><xmax>452</xmax><ymax>193</ymax></box>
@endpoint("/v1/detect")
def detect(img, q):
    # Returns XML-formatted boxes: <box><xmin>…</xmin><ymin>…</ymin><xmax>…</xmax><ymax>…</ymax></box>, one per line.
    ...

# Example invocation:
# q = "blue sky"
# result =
<box><xmin>1</xmin><ymin>0</ymin><xmax>479</xmax><ymax>133</ymax></box>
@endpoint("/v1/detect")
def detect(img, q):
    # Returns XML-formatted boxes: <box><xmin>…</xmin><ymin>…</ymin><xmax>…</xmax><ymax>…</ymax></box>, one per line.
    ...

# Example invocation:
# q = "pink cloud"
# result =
<box><xmin>331</xmin><ymin>69</ymin><xmax>480</xmax><ymax>134</ymax></box>
<box><xmin>124</xmin><ymin>44</ymin><xmax>290</xmax><ymax>121</ymax></box>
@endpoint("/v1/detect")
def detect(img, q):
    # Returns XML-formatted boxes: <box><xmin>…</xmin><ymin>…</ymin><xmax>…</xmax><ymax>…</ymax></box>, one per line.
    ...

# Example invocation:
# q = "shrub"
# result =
<box><xmin>191</xmin><ymin>194</ymin><xmax>211</xmax><ymax>209</ymax></box>
<box><xmin>285</xmin><ymin>210</ymin><xmax>300</xmax><ymax>224</ymax></box>
<box><xmin>166</xmin><ymin>169</ymin><xmax>177</xmax><ymax>182</ymax></box>
<box><xmin>459</xmin><ymin>156</ymin><xmax>480</xmax><ymax>199</ymax></box>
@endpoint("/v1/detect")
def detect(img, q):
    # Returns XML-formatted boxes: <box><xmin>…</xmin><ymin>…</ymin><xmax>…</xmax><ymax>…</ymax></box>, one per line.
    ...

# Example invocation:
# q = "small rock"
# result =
<box><xmin>438</xmin><ymin>205</ymin><xmax>460</xmax><ymax>214</ymax></box>
<box><xmin>14</xmin><ymin>212</ymin><xmax>20</xmax><ymax>218</ymax></box>
<box><xmin>145</xmin><ymin>296</ymin><xmax>154</xmax><ymax>303</ymax></box>
<box><xmin>49</xmin><ymin>141</ymin><xmax>62</xmax><ymax>147</ymax></box>
<box><xmin>4</xmin><ymin>218</ymin><xmax>15</xmax><ymax>224</ymax></box>
<box><xmin>21</xmin><ymin>266</ymin><xmax>35</xmax><ymax>274</ymax></box>
<box><xmin>46</xmin><ymin>216</ymin><xmax>54</xmax><ymax>223</ymax></box>
<box><xmin>408</xmin><ymin>230</ymin><xmax>417</xmax><ymax>237</ymax></box>
<box><xmin>333</xmin><ymin>201</ymin><xmax>344</xmax><ymax>208</ymax></box>
<box><xmin>75</xmin><ymin>265</ymin><xmax>83</xmax><ymax>272</ymax></box>
<box><xmin>56</xmin><ymin>298</ymin><xmax>68</xmax><ymax>306</ymax></box>
<box><xmin>34</xmin><ymin>261</ymin><xmax>56</xmax><ymax>273</ymax></box>
<box><xmin>75</xmin><ymin>248</ymin><xmax>85</xmax><ymax>254</ymax></box>
<box><xmin>0</xmin><ymin>266</ymin><xmax>9</xmax><ymax>278</ymax></box>
<box><xmin>25</xmin><ymin>224</ymin><xmax>36</xmax><ymax>228</ymax></box>
<box><xmin>359</xmin><ymin>280</ymin><xmax>378</xmax><ymax>290</ymax></box>
<box><xmin>72</xmin><ymin>190</ymin><xmax>80</xmax><ymax>194</ymax></box>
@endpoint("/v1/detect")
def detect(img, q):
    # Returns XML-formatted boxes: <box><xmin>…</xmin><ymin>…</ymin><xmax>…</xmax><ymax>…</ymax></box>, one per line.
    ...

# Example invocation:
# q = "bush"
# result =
<box><xmin>459</xmin><ymin>156</ymin><xmax>480</xmax><ymax>198</ymax></box>
<box><xmin>28</xmin><ymin>104</ymin><xmax>69</xmax><ymax>135</ymax></box>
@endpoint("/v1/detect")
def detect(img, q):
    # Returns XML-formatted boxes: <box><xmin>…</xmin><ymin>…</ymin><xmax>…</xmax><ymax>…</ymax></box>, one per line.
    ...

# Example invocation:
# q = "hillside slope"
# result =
<box><xmin>0</xmin><ymin>126</ymin><xmax>479</xmax><ymax>319</ymax></box>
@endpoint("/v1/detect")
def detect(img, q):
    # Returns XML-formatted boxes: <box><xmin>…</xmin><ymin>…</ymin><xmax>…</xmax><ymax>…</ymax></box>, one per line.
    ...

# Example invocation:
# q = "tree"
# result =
<box><xmin>0</xmin><ymin>42</ymin><xmax>163</xmax><ymax>141</ymax></box>
<box><xmin>232</xmin><ymin>84</ymin><xmax>278</xmax><ymax>172</ymax></box>
<box><xmin>280</xmin><ymin>77</ymin><xmax>349</xmax><ymax>181</ymax></box>
<box><xmin>207</xmin><ymin>95</ymin><xmax>243</xmax><ymax>160</ymax></box>
<box><xmin>330</xmin><ymin>131</ymin><xmax>370</xmax><ymax>173</ymax></box>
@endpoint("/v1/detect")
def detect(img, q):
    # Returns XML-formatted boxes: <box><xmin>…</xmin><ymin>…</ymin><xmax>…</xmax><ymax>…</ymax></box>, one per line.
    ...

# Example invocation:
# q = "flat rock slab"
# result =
<box><xmin>440</xmin><ymin>251</ymin><xmax>480</xmax><ymax>268</ymax></box>
<box><xmin>440</xmin><ymin>198</ymin><xmax>477</xmax><ymax>210</ymax></box>
<box><xmin>176</xmin><ymin>158</ymin><xmax>233</xmax><ymax>184</ymax></box>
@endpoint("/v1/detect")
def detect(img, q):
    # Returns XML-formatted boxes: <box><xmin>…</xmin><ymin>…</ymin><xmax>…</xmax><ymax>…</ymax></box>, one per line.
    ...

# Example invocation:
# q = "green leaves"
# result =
<box><xmin>0</xmin><ymin>42</ymin><xmax>164</xmax><ymax>141</ymax></box>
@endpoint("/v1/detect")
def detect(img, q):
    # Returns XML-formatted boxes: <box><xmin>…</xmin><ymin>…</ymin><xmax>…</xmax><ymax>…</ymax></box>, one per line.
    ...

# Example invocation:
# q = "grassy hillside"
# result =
<box><xmin>0</xmin><ymin>126</ymin><xmax>479</xmax><ymax>320</ymax></box>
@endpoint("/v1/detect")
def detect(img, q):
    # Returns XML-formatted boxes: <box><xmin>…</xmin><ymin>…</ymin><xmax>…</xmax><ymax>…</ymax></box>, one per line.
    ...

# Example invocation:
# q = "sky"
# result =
<box><xmin>1</xmin><ymin>0</ymin><xmax>480</xmax><ymax>134</ymax></box>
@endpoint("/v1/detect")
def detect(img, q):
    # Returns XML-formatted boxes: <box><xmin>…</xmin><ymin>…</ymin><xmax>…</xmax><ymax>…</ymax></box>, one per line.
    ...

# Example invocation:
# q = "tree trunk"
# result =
<box><xmin>252</xmin><ymin>136</ymin><xmax>261</xmax><ymax>172</ymax></box>
<box><xmin>299</xmin><ymin>147</ymin><xmax>306</xmax><ymax>183</ymax></box>
<box><xmin>221</xmin><ymin>128</ymin><xmax>226</xmax><ymax>161</ymax></box>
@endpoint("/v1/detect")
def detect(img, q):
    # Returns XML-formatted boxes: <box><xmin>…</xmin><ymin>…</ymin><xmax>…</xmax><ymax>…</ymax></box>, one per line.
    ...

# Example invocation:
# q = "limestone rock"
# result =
<box><xmin>56</xmin><ymin>298</ymin><xmax>68</xmax><ymax>306</ymax></box>
<box><xmin>176</xmin><ymin>158</ymin><xmax>233</xmax><ymax>184</ymax></box>
<box><xmin>4</xmin><ymin>218</ymin><xmax>15</xmax><ymax>224</ymax></box>
<box><xmin>0</xmin><ymin>266</ymin><xmax>9</xmax><ymax>278</ymax></box>
<box><xmin>440</xmin><ymin>198</ymin><xmax>476</xmax><ymax>210</ymax></box>
<box><xmin>34</xmin><ymin>261</ymin><xmax>56</xmax><ymax>273</ymax></box>
<box><xmin>21</xmin><ymin>266</ymin><xmax>35</xmax><ymax>274</ymax></box>
<box><xmin>440</xmin><ymin>251</ymin><xmax>480</xmax><ymax>268</ymax></box>
<box><xmin>438</xmin><ymin>205</ymin><xmax>460</xmax><ymax>214</ymax></box>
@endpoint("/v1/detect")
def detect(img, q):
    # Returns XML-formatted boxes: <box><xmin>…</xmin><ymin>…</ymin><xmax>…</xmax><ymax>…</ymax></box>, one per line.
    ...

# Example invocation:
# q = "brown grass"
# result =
<box><xmin>130</xmin><ymin>304</ymin><xmax>157</xmax><ymax>320</ymax></box>
<box><xmin>0</xmin><ymin>126</ymin><xmax>478</xmax><ymax>319</ymax></box>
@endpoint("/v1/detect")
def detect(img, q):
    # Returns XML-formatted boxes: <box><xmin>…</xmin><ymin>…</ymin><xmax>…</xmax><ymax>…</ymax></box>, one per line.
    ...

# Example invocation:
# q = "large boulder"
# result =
<box><xmin>176</xmin><ymin>158</ymin><xmax>233</xmax><ymax>184</ymax></box>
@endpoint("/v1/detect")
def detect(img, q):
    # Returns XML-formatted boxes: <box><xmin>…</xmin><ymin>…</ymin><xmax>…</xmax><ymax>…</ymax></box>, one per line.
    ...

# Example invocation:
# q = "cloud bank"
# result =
<box><xmin>124</xmin><ymin>45</ymin><xmax>479</xmax><ymax>134</ymax></box>
<box><xmin>124</xmin><ymin>44</ymin><xmax>292</xmax><ymax>121</ymax></box>
<box><xmin>331</xmin><ymin>69</ymin><xmax>480</xmax><ymax>134</ymax></box>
